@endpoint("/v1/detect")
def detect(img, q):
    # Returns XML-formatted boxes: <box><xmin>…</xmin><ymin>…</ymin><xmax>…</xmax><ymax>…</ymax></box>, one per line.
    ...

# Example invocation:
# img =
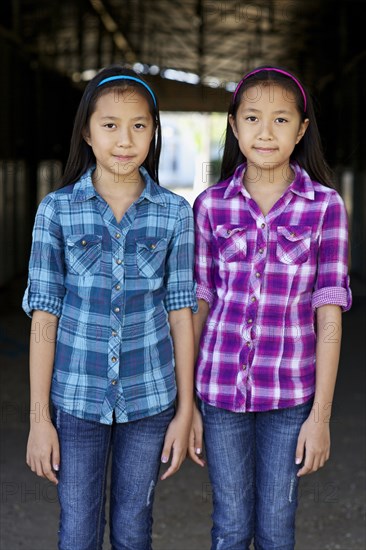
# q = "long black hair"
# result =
<box><xmin>60</xmin><ymin>65</ymin><xmax>162</xmax><ymax>187</ymax></box>
<box><xmin>220</xmin><ymin>65</ymin><xmax>334</xmax><ymax>187</ymax></box>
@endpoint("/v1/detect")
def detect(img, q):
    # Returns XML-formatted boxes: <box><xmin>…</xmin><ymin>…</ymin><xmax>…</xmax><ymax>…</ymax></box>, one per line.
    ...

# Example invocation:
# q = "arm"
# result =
<box><xmin>188</xmin><ymin>193</ymin><xmax>215</xmax><ymax>466</ymax></box>
<box><xmin>23</xmin><ymin>195</ymin><xmax>66</xmax><ymax>484</ymax></box>
<box><xmin>296</xmin><ymin>304</ymin><xmax>342</xmax><ymax>476</ymax></box>
<box><xmin>26</xmin><ymin>310</ymin><xmax>60</xmax><ymax>484</ymax></box>
<box><xmin>160</xmin><ymin>307</ymin><xmax>194</xmax><ymax>480</ymax></box>
<box><xmin>296</xmin><ymin>191</ymin><xmax>351</xmax><ymax>476</ymax></box>
<box><xmin>188</xmin><ymin>299</ymin><xmax>210</xmax><ymax>466</ymax></box>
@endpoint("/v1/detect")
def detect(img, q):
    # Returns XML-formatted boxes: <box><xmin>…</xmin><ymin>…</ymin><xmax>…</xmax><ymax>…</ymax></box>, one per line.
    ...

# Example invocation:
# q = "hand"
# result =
<box><xmin>160</xmin><ymin>411</ymin><xmax>191</xmax><ymax>481</ymax></box>
<box><xmin>26</xmin><ymin>421</ymin><xmax>60</xmax><ymax>485</ymax></box>
<box><xmin>188</xmin><ymin>402</ymin><xmax>205</xmax><ymax>467</ymax></box>
<box><xmin>295</xmin><ymin>411</ymin><xmax>331</xmax><ymax>477</ymax></box>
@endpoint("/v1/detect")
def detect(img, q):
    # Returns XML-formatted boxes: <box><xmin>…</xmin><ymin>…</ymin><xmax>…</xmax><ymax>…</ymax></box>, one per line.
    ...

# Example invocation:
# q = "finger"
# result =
<box><xmin>295</xmin><ymin>434</ymin><xmax>305</xmax><ymax>467</ymax></box>
<box><xmin>297</xmin><ymin>452</ymin><xmax>314</xmax><ymax>477</ymax></box>
<box><xmin>161</xmin><ymin>438</ymin><xmax>173</xmax><ymax>469</ymax></box>
<box><xmin>52</xmin><ymin>443</ymin><xmax>60</xmax><ymax>479</ymax></box>
<box><xmin>189</xmin><ymin>444</ymin><xmax>205</xmax><ymax>467</ymax></box>
<box><xmin>161</xmin><ymin>447</ymin><xmax>182</xmax><ymax>481</ymax></box>
<box><xmin>38</xmin><ymin>451</ymin><xmax>58</xmax><ymax>484</ymax></box>
<box><xmin>35</xmin><ymin>458</ymin><xmax>47</xmax><ymax>479</ymax></box>
<box><xmin>27</xmin><ymin>456</ymin><xmax>36</xmax><ymax>474</ymax></box>
<box><xmin>194</xmin><ymin>433</ymin><xmax>203</xmax><ymax>459</ymax></box>
<box><xmin>188</xmin><ymin>447</ymin><xmax>205</xmax><ymax>467</ymax></box>
<box><xmin>188</xmin><ymin>430</ymin><xmax>205</xmax><ymax>466</ymax></box>
<box><xmin>42</xmin><ymin>462</ymin><xmax>58</xmax><ymax>484</ymax></box>
<box><xmin>188</xmin><ymin>443</ymin><xmax>205</xmax><ymax>465</ymax></box>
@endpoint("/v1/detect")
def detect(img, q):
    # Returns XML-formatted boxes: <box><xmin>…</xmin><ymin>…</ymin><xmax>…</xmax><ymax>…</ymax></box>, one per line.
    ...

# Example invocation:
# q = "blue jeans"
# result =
<box><xmin>199</xmin><ymin>398</ymin><xmax>313</xmax><ymax>550</ymax></box>
<box><xmin>53</xmin><ymin>405</ymin><xmax>175</xmax><ymax>550</ymax></box>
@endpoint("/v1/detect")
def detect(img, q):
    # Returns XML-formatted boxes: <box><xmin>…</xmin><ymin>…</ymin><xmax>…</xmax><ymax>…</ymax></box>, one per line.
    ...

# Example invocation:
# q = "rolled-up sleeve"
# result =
<box><xmin>193</xmin><ymin>192</ymin><xmax>216</xmax><ymax>307</ymax></box>
<box><xmin>22</xmin><ymin>194</ymin><xmax>65</xmax><ymax>318</ymax></box>
<box><xmin>164</xmin><ymin>198</ymin><xmax>197</xmax><ymax>312</ymax></box>
<box><xmin>312</xmin><ymin>191</ymin><xmax>352</xmax><ymax>311</ymax></box>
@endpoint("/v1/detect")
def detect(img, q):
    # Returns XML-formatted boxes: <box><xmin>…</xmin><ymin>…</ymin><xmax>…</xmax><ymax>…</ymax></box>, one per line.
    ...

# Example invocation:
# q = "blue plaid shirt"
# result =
<box><xmin>23</xmin><ymin>167</ymin><xmax>197</xmax><ymax>424</ymax></box>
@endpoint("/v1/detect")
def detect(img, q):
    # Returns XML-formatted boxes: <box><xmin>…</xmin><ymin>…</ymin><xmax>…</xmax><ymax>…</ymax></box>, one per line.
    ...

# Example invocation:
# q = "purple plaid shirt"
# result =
<box><xmin>193</xmin><ymin>163</ymin><xmax>352</xmax><ymax>412</ymax></box>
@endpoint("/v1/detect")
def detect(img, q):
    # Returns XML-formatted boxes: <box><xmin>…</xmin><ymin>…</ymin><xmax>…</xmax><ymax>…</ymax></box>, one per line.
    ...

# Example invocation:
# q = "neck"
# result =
<box><xmin>92</xmin><ymin>168</ymin><xmax>145</xmax><ymax>198</ymax></box>
<box><xmin>244</xmin><ymin>161</ymin><xmax>294</xmax><ymax>189</ymax></box>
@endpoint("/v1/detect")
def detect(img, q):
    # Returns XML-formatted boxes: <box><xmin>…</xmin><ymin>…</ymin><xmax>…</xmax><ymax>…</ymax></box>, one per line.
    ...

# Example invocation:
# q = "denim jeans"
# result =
<box><xmin>53</xmin><ymin>405</ymin><xmax>175</xmax><ymax>550</ymax></box>
<box><xmin>199</xmin><ymin>398</ymin><xmax>313</xmax><ymax>550</ymax></box>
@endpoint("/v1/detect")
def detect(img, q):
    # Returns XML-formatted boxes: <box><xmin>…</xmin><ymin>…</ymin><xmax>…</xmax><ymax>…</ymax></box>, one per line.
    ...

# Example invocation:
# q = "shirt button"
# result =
<box><xmin>247</xmin><ymin>318</ymin><xmax>253</xmax><ymax>324</ymax></box>
<box><xmin>115</xmin><ymin>284</ymin><xmax>121</xmax><ymax>290</ymax></box>
<box><xmin>150</xmin><ymin>243</ymin><xmax>156</xmax><ymax>250</ymax></box>
<box><xmin>242</xmin><ymin>364</ymin><xmax>247</xmax><ymax>370</ymax></box>
<box><xmin>259</xmin><ymin>248</ymin><xmax>264</xmax><ymax>254</ymax></box>
<box><xmin>291</xmin><ymin>232</ymin><xmax>296</xmax><ymax>237</ymax></box>
<box><xmin>81</xmin><ymin>240</ymin><xmax>87</xmax><ymax>246</ymax></box>
<box><xmin>226</xmin><ymin>229</ymin><xmax>231</xmax><ymax>235</ymax></box>
<box><xmin>246</xmin><ymin>341</ymin><xmax>251</xmax><ymax>347</ymax></box>
<box><xmin>116</xmin><ymin>259</ymin><xmax>122</xmax><ymax>265</ymax></box>
<box><xmin>255</xmin><ymin>272</ymin><xmax>261</xmax><ymax>278</ymax></box>
<box><xmin>251</xmin><ymin>296</ymin><xmax>256</xmax><ymax>302</ymax></box>
<box><xmin>112</xmin><ymin>331</ymin><xmax>117</xmax><ymax>336</ymax></box>
<box><xmin>111</xmin><ymin>356</ymin><xmax>117</xmax><ymax>363</ymax></box>
<box><xmin>111</xmin><ymin>379</ymin><xmax>118</xmax><ymax>385</ymax></box>
<box><xmin>115</xmin><ymin>233</ymin><xmax>121</xmax><ymax>239</ymax></box>
<box><xmin>114</xmin><ymin>306</ymin><xmax>120</xmax><ymax>313</ymax></box>
<box><xmin>261</xmin><ymin>223</ymin><xmax>265</xmax><ymax>229</ymax></box>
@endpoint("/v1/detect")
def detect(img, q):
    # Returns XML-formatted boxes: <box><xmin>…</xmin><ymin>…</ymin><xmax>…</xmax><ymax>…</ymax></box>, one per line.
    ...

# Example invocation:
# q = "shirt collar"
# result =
<box><xmin>72</xmin><ymin>166</ymin><xmax>166</xmax><ymax>206</ymax></box>
<box><xmin>223</xmin><ymin>162</ymin><xmax>315</xmax><ymax>201</ymax></box>
<box><xmin>287</xmin><ymin>163</ymin><xmax>315</xmax><ymax>200</ymax></box>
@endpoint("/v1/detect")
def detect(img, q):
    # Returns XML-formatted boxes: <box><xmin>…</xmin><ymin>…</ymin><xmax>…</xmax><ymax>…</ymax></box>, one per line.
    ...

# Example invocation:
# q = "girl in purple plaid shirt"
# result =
<box><xmin>189</xmin><ymin>66</ymin><xmax>352</xmax><ymax>549</ymax></box>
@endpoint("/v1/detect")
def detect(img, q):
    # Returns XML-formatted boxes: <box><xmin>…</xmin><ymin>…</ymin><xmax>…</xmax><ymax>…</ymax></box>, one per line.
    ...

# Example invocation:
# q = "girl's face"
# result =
<box><xmin>229</xmin><ymin>83</ymin><xmax>309</xmax><ymax>180</ymax></box>
<box><xmin>84</xmin><ymin>88</ymin><xmax>154</xmax><ymax>185</ymax></box>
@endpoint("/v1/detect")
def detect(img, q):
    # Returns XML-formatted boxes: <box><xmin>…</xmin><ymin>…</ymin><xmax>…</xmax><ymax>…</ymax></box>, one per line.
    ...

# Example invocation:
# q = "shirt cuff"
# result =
<box><xmin>312</xmin><ymin>285</ymin><xmax>352</xmax><ymax>312</ymax></box>
<box><xmin>196</xmin><ymin>284</ymin><xmax>215</xmax><ymax>307</ymax></box>
<box><xmin>22</xmin><ymin>289</ymin><xmax>63</xmax><ymax>318</ymax></box>
<box><xmin>164</xmin><ymin>288</ymin><xmax>198</xmax><ymax>313</ymax></box>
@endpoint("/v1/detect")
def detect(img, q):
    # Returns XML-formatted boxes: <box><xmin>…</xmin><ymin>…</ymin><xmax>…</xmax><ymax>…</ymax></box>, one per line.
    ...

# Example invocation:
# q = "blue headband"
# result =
<box><xmin>97</xmin><ymin>75</ymin><xmax>157</xmax><ymax>108</ymax></box>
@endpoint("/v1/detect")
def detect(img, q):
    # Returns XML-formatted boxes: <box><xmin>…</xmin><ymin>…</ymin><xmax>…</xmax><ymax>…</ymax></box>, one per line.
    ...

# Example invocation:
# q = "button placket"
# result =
<box><xmin>108</xmin><ymin>228</ymin><xmax>125</xmax><ymax>391</ymax></box>
<box><xmin>243</xmin><ymin>219</ymin><xmax>268</xmax><ymax>365</ymax></box>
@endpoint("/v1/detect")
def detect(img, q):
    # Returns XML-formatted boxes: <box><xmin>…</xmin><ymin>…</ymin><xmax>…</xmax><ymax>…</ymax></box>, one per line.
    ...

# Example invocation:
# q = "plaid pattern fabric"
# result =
<box><xmin>23</xmin><ymin>167</ymin><xmax>197</xmax><ymax>424</ymax></box>
<box><xmin>193</xmin><ymin>163</ymin><xmax>352</xmax><ymax>412</ymax></box>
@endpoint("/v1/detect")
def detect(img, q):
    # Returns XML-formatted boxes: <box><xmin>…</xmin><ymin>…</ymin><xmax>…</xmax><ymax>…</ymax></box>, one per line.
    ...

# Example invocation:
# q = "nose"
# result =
<box><xmin>258</xmin><ymin>119</ymin><xmax>273</xmax><ymax>140</ymax></box>
<box><xmin>117</xmin><ymin>126</ymin><xmax>132</xmax><ymax>147</ymax></box>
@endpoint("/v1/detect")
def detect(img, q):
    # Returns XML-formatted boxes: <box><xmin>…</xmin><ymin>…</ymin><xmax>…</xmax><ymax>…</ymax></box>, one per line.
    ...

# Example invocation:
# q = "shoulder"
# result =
<box><xmin>148</xmin><ymin>184</ymin><xmax>194</xmax><ymax>226</ymax></box>
<box><xmin>157</xmin><ymin>184</ymin><xmax>193</xmax><ymax>210</ymax></box>
<box><xmin>312</xmin><ymin>180</ymin><xmax>342</xmax><ymax>197</ymax></box>
<box><xmin>193</xmin><ymin>179</ymin><xmax>229</xmax><ymax>213</ymax></box>
<box><xmin>311</xmin><ymin>180</ymin><xmax>347</xmax><ymax>210</ymax></box>
<box><xmin>35</xmin><ymin>184</ymin><xmax>74</xmax><ymax>216</ymax></box>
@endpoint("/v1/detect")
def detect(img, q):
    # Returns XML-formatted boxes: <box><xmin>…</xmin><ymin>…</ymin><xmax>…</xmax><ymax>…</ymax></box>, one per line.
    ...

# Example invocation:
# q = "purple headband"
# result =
<box><xmin>233</xmin><ymin>68</ymin><xmax>307</xmax><ymax>112</ymax></box>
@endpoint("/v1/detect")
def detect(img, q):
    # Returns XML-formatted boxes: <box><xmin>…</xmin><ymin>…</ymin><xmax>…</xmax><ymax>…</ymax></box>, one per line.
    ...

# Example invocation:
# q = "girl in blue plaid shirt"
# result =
<box><xmin>23</xmin><ymin>65</ymin><xmax>197</xmax><ymax>549</ymax></box>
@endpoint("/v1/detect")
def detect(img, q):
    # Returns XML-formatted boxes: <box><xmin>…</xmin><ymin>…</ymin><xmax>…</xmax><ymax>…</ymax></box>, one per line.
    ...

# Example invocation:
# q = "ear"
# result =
<box><xmin>295</xmin><ymin>118</ymin><xmax>309</xmax><ymax>144</ymax></box>
<box><xmin>229</xmin><ymin>114</ymin><xmax>238</xmax><ymax>139</ymax></box>
<box><xmin>82</xmin><ymin>127</ymin><xmax>92</xmax><ymax>146</ymax></box>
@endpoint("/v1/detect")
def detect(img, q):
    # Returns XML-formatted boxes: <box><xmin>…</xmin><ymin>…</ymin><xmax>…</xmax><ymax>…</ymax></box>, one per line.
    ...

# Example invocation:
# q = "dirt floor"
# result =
<box><xmin>1</xmin><ymin>276</ymin><xmax>365</xmax><ymax>550</ymax></box>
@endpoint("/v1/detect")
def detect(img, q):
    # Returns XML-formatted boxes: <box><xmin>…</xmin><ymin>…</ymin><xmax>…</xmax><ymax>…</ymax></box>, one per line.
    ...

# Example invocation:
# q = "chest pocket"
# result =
<box><xmin>214</xmin><ymin>224</ymin><xmax>247</xmax><ymax>262</ymax></box>
<box><xmin>66</xmin><ymin>234</ymin><xmax>102</xmax><ymax>276</ymax></box>
<box><xmin>276</xmin><ymin>226</ymin><xmax>311</xmax><ymax>264</ymax></box>
<box><xmin>136</xmin><ymin>237</ymin><xmax>167</xmax><ymax>278</ymax></box>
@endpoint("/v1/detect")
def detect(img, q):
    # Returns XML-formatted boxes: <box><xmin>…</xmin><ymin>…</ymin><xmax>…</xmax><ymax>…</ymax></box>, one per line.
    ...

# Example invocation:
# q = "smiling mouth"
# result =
<box><xmin>254</xmin><ymin>147</ymin><xmax>277</xmax><ymax>153</ymax></box>
<box><xmin>114</xmin><ymin>155</ymin><xmax>135</xmax><ymax>162</ymax></box>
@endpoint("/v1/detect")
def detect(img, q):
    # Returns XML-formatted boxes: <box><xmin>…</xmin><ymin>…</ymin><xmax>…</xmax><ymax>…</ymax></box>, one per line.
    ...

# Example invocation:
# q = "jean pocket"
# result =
<box><xmin>136</xmin><ymin>237</ymin><xmax>167</xmax><ymax>278</ymax></box>
<box><xmin>214</xmin><ymin>224</ymin><xmax>247</xmax><ymax>262</ymax></box>
<box><xmin>276</xmin><ymin>226</ymin><xmax>311</xmax><ymax>264</ymax></box>
<box><xmin>66</xmin><ymin>234</ymin><xmax>102</xmax><ymax>275</ymax></box>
